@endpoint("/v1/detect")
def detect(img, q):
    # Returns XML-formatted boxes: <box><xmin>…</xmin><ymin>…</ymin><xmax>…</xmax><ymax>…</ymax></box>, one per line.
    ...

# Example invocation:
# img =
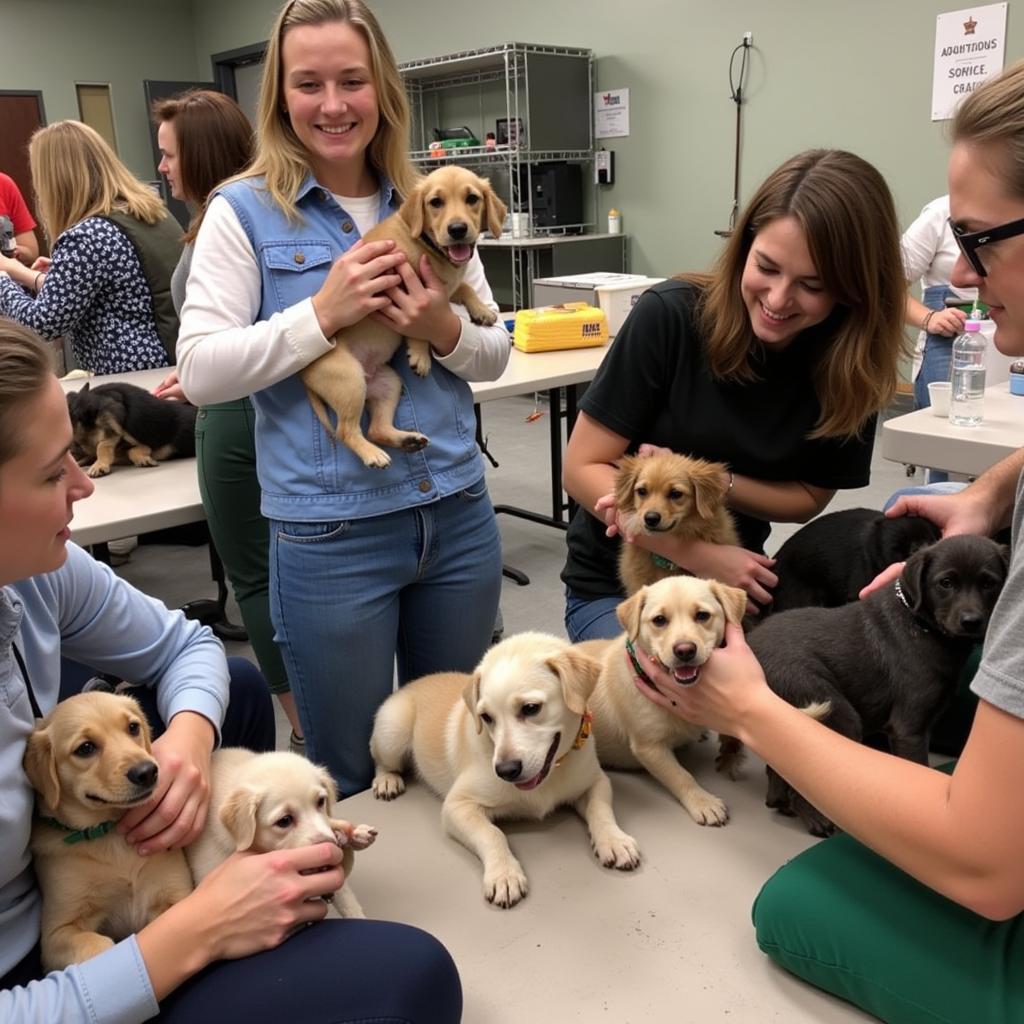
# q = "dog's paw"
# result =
<box><xmin>407</xmin><ymin>350</ymin><xmax>432</xmax><ymax>377</ymax></box>
<box><xmin>469</xmin><ymin>307</ymin><xmax>498</xmax><ymax>326</ymax></box>
<box><xmin>134</xmin><ymin>455</ymin><xmax>158</xmax><ymax>468</ymax></box>
<box><xmin>483</xmin><ymin>862</ymin><xmax>529</xmax><ymax>908</ymax></box>
<box><xmin>399</xmin><ymin>433</ymin><xmax>429</xmax><ymax>453</ymax></box>
<box><xmin>86</xmin><ymin>463</ymin><xmax>111</xmax><ymax>478</ymax></box>
<box><xmin>372</xmin><ymin>771</ymin><xmax>405</xmax><ymax>800</ymax></box>
<box><xmin>348</xmin><ymin>823</ymin><xmax>378</xmax><ymax>849</ymax></box>
<box><xmin>361</xmin><ymin>447</ymin><xmax>392</xmax><ymax>469</ymax></box>
<box><xmin>593</xmin><ymin>830</ymin><xmax>641</xmax><ymax>871</ymax></box>
<box><xmin>683</xmin><ymin>790</ymin><xmax>729</xmax><ymax>827</ymax></box>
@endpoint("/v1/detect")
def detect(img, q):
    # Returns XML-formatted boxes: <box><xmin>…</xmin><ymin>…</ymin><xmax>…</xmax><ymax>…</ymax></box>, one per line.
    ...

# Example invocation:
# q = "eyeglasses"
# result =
<box><xmin>949</xmin><ymin>216</ymin><xmax>1024</xmax><ymax>277</ymax></box>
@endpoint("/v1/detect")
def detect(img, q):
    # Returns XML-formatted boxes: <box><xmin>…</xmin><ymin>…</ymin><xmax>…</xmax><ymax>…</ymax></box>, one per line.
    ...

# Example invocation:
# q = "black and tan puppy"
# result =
<box><xmin>66</xmin><ymin>381</ymin><xmax>197</xmax><ymax>478</ymax></box>
<box><xmin>301</xmin><ymin>165</ymin><xmax>507</xmax><ymax>469</ymax></box>
<box><xmin>720</xmin><ymin>535</ymin><xmax>1008</xmax><ymax>836</ymax></box>
<box><xmin>767</xmin><ymin>507</ymin><xmax>941</xmax><ymax>614</ymax></box>
<box><xmin>24</xmin><ymin>692</ymin><xmax>194</xmax><ymax>971</ymax></box>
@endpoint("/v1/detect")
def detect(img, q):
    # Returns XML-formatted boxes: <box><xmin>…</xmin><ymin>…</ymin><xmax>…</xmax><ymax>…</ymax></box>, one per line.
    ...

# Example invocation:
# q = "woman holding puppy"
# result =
<box><xmin>176</xmin><ymin>0</ymin><xmax>509</xmax><ymax>798</ymax></box>
<box><xmin>0</xmin><ymin>320</ymin><xmax>461</xmax><ymax>1022</ymax></box>
<box><xmin>635</xmin><ymin>61</ymin><xmax>1024</xmax><ymax>1022</ymax></box>
<box><xmin>562</xmin><ymin>149</ymin><xmax>906</xmax><ymax>639</ymax></box>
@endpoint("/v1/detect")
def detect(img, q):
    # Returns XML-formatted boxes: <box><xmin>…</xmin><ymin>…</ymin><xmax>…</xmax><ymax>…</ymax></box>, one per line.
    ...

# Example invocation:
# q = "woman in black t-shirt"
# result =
<box><xmin>562</xmin><ymin>149</ymin><xmax>907</xmax><ymax>640</ymax></box>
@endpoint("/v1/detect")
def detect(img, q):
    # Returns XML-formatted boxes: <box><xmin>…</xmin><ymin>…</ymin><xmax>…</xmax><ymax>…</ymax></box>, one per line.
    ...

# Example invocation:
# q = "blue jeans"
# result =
<box><xmin>269</xmin><ymin>481</ymin><xmax>503</xmax><ymax>795</ymax></box>
<box><xmin>913</xmin><ymin>284</ymin><xmax>955</xmax><ymax>484</ymax></box>
<box><xmin>564</xmin><ymin>586</ymin><xmax>623</xmax><ymax>642</ymax></box>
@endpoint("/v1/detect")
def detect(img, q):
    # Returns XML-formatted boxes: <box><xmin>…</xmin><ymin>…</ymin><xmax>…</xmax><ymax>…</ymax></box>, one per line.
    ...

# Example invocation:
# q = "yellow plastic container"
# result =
<box><xmin>513</xmin><ymin>302</ymin><xmax>609</xmax><ymax>353</ymax></box>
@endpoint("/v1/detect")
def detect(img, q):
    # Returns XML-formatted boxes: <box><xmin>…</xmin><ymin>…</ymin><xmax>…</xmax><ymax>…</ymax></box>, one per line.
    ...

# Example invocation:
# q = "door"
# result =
<box><xmin>0</xmin><ymin>91</ymin><xmax>46</xmax><ymax>254</ymax></box>
<box><xmin>143</xmin><ymin>80</ymin><xmax>216</xmax><ymax>229</ymax></box>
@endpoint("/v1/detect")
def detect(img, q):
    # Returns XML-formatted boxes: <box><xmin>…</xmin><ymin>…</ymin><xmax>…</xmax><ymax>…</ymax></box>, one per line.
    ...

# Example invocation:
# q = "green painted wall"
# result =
<box><xmin>191</xmin><ymin>0</ymin><xmax>1024</xmax><ymax>278</ymax></box>
<box><xmin>0</xmin><ymin>0</ymin><xmax>201</xmax><ymax>188</ymax></box>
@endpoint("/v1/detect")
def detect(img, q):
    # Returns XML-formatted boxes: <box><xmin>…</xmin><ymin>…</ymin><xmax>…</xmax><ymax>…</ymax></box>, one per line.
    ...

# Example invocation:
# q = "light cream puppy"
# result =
<box><xmin>370</xmin><ymin>632</ymin><xmax>640</xmax><ymax>909</ymax></box>
<box><xmin>186</xmin><ymin>748</ymin><xmax>376</xmax><ymax>919</ymax></box>
<box><xmin>24</xmin><ymin>692</ymin><xmax>194</xmax><ymax>971</ymax></box>
<box><xmin>589</xmin><ymin>576</ymin><xmax>747</xmax><ymax>826</ymax></box>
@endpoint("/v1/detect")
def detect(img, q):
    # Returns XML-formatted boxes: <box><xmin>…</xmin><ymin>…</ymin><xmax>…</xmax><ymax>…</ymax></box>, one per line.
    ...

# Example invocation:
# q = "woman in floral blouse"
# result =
<box><xmin>0</xmin><ymin>121</ymin><xmax>181</xmax><ymax>374</ymax></box>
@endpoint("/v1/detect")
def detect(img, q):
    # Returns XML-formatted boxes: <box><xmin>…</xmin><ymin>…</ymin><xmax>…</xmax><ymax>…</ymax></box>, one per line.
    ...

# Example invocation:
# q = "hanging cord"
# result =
<box><xmin>727</xmin><ymin>42</ymin><xmax>751</xmax><ymax>231</ymax></box>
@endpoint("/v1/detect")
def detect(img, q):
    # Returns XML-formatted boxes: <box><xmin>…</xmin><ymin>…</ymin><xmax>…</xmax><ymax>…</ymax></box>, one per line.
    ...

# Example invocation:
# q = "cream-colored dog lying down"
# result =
<box><xmin>185</xmin><ymin>749</ymin><xmax>377</xmax><ymax>919</ymax></box>
<box><xmin>370</xmin><ymin>632</ymin><xmax>640</xmax><ymax>908</ymax></box>
<box><xmin>585</xmin><ymin>575</ymin><xmax>747</xmax><ymax>826</ymax></box>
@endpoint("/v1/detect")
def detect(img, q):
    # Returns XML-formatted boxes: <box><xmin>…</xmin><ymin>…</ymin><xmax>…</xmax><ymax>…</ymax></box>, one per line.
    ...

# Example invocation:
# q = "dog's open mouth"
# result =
<box><xmin>445</xmin><ymin>242</ymin><xmax>475</xmax><ymax>265</ymax></box>
<box><xmin>514</xmin><ymin>731</ymin><xmax>561</xmax><ymax>791</ymax></box>
<box><xmin>672</xmin><ymin>664</ymin><xmax>701</xmax><ymax>686</ymax></box>
<box><xmin>86</xmin><ymin>785</ymin><xmax>156</xmax><ymax>806</ymax></box>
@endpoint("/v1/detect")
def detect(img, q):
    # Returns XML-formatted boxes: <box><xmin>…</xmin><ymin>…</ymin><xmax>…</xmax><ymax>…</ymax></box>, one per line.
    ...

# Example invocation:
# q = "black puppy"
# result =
<box><xmin>729</xmin><ymin>535</ymin><xmax>1008</xmax><ymax>836</ymax></box>
<box><xmin>66</xmin><ymin>382</ymin><xmax>197</xmax><ymax>478</ymax></box>
<box><xmin>768</xmin><ymin>508</ymin><xmax>941</xmax><ymax>614</ymax></box>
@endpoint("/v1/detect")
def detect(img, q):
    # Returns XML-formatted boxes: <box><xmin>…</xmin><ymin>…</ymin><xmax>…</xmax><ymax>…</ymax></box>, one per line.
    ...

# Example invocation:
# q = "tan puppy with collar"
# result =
<box><xmin>370</xmin><ymin>632</ymin><xmax>640</xmax><ymax>908</ymax></box>
<box><xmin>586</xmin><ymin>575</ymin><xmax>747</xmax><ymax>826</ymax></box>
<box><xmin>23</xmin><ymin>692</ymin><xmax>194</xmax><ymax>971</ymax></box>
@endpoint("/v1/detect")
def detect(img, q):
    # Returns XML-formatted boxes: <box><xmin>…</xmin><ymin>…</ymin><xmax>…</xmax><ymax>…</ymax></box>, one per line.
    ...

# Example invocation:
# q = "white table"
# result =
<box><xmin>881</xmin><ymin>382</ymin><xmax>1024</xmax><ymax>477</ymax></box>
<box><xmin>61</xmin><ymin>346</ymin><xmax>609</xmax><ymax>546</ymax></box>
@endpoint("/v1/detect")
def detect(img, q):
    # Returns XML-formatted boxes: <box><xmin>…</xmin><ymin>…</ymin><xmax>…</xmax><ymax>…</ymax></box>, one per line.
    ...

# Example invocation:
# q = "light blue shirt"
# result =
<box><xmin>0</xmin><ymin>542</ymin><xmax>229</xmax><ymax>1022</ymax></box>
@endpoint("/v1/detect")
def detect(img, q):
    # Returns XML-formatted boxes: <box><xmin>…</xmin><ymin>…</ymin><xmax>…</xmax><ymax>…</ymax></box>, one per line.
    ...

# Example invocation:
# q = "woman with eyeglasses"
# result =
<box><xmin>629</xmin><ymin>60</ymin><xmax>1024</xmax><ymax>1024</ymax></box>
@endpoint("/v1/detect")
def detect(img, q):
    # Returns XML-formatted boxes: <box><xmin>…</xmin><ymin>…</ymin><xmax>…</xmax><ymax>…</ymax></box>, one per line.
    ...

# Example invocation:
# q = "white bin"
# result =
<box><xmin>594</xmin><ymin>277</ymin><xmax>666</xmax><ymax>336</ymax></box>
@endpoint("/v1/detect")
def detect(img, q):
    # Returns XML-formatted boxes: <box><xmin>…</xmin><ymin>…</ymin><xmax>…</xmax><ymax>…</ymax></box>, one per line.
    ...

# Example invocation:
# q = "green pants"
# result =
<box><xmin>195</xmin><ymin>399</ymin><xmax>289</xmax><ymax>695</ymax></box>
<box><xmin>753</xmin><ymin>787</ymin><xmax>1024</xmax><ymax>1022</ymax></box>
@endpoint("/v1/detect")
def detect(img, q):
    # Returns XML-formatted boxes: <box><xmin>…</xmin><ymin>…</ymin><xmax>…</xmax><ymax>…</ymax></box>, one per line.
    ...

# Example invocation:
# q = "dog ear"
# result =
<box><xmin>80</xmin><ymin>382</ymin><xmax>90</xmax><ymax>394</ymax></box>
<box><xmin>898</xmin><ymin>546</ymin><xmax>931</xmax><ymax>614</ymax></box>
<box><xmin>461</xmin><ymin>673</ymin><xmax>483</xmax><ymax>734</ymax></box>
<box><xmin>481</xmin><ymin>179</ymin><xmax>507</xmax><ymax>239</ymax></box>
<box><xmin>23</xmin><ymin>726</ymin><xmax>61</xmax><ymax>811</ymax></box>
<box><xmin>398</xmin><ymin>177</ymin><xmax>426</xmax><ymax>237</ymax></box>
<box><xmin>616</xmin><ymin>587</ymin><xmax>647</xmax><ymax>640</ymax></box>
<box><xmin>219</xmin><ymin>785</ymin><xmax>262</xmax><ymax>851</ymax></box>
<box><xmin>708</xmin><ymin>580</ymin><xmax>747</xmax><ymax>626</ymax></box>
<box><xmin>546</xmin><ymin>649</ymin><xmax>601</xmax><ymax>715</ymax></box>
<box><xmin>315</xmin><ymin>764</ymin><xmax>339</xmax><ymax>805</ymax></box>
<box><xmin>613</xmin><ymin>455</ymin><xmax>641</xmax><ymax>511</ymax></box>
<box><xmin>692</xmin><ymin>461</ymin><xmax>729</xmax><ymax>522</ymax></box>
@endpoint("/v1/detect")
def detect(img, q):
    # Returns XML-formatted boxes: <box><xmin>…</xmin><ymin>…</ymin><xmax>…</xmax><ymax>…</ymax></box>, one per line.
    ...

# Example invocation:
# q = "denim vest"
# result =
<box><xmin>217</xmin><ymin>174</ymin><xmax>483</xmax><ymax>522</ymax></box>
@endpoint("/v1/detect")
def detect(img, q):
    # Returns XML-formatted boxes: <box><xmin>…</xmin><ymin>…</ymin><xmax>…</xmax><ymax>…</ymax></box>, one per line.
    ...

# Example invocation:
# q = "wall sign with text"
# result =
<box><xmin>932</xmin><ymin>3</ymin><xmax>1007</xmax><ymax>120</ymax></box>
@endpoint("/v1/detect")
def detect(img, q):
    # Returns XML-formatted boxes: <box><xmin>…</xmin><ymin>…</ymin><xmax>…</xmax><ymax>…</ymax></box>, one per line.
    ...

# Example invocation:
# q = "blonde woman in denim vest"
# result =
<box><xmin>177</xmin><ymin>0</ymin><xmax>509</xmax><ymax>796</ymax></box>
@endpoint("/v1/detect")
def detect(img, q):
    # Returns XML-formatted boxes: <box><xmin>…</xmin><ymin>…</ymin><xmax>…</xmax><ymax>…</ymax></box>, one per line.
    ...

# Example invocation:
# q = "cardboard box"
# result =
<box><xmin>531</xmin><ymin>273</ymin><xmax>664</xmax><ymax>334</ymax></box>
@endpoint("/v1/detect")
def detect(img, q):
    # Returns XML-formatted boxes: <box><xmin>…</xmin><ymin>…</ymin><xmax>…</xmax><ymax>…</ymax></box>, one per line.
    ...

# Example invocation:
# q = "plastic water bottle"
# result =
<box><xmin>949</xmin><ymin>318</ymin><xmax>986</xmax><ymax>427</ymax></box>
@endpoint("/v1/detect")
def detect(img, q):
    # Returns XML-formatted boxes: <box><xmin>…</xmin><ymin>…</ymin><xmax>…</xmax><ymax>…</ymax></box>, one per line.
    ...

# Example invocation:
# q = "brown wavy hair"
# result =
<box><xmin>0</xmin><ymin>319</ymin><xmax>55</xmax><ymax>466</ymax></box>
<box><xmin>29</xmin><ymin>120</ymin><xmax>168</xmax><ymax>240</ymax></box>
<box><xmin>953</xmin><ymin>58</ymin><xmax>1024</xmax><ymax>198</ymax></box>
<box><xmin>681</xmin><ymin>149</ymin><xmax>907</xmax><ymax>439</ymax></box>
<box><xmin>151</xmin><ymin>90</ymin><xmax>254</xmax><ymax>242</ymax></box>
<box><xmin>227</xmin><ymin>0</ymin><xmax>418</xmax><ymax>217</ymax></box>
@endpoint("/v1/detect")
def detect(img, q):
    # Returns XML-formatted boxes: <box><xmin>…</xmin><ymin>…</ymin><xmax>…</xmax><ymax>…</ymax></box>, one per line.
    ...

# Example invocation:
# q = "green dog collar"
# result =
<box><xmin>39</xmin><ymin>815</ymin><xmax>118</xmax><ymax>845</ymax></box>
<box><xmin>650</xmin><ymin>552</ymin><xmax>679</xmax><ymax>572</ymax></box>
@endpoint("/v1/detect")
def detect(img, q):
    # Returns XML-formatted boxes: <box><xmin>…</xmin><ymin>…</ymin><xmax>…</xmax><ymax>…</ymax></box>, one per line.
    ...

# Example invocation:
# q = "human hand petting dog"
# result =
<box><xmin>152</xmin><ymin>369</ymin><xmax>187</xmax><ymax>402</ymax></box>
<box><xmin>118</xmin><ymin>711</ymin><xmax>214</xmax><ymax>855</ymax></box>
<box><xmin>372</xmin><ymin>255</ymin><xmax>461</xmax><ymax>355</ymax></box>
<box><xmin>634</xmin><ymin>621</ymin><xmax>776</xmax><ymax>740</ymax></box>
<box><xmin>311</xmin><ymin>238</ymin><xmax>407</xmax><ymax>338</ymax></box>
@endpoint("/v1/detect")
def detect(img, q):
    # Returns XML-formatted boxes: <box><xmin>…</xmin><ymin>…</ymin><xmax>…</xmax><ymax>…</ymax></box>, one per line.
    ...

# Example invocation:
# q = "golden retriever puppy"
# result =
<box><xmin>588</xmin><ymin>576</ymin><xmax>747</xmax><ymax>825</ymax></box>
<box><xmin>615</xmin><ymin>452</ymin><xmax>740</xmax><ymax>595</ymax></box>
<box><xmin>23</xmin><ymin>692</ymin><xmax>193</xmax><ymax>971</ymax></box>
<box><xmin>301</xmin><ymin>165</ymin><xmax>507</xmax><ymax>468</ymax></box>
<box><xmin>185</xmin><ymin>749</ymin><xmax>377</xmax><ymax>919</ymax></box>
<box><xmin>370</xmin><ymin>632</ymin><xmax>640</xmax><ymax>909</ymax></box>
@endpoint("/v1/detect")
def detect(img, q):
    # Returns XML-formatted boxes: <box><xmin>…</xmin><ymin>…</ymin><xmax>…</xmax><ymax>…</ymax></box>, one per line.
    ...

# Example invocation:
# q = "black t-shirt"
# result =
<box><xmin>562</xmin><ymin>279</ymin><xmax>876</xmax><ymax>599</ymax></box>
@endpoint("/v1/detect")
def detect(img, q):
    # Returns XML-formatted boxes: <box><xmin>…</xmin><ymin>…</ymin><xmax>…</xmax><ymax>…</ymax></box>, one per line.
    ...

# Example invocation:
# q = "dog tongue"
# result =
<box><xmin>673</xmin><ymin>665</ymin><xmax>700</xmax><ymax>685</ymax></box>
<box><xmin>447</xmin><ymin>243</ymin><xmax>472</xmax><ymax>263</ymax></box>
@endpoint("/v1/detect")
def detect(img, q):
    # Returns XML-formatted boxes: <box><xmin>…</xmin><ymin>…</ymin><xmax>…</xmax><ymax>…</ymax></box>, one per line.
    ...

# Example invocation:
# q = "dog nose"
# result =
<box><xmin>644</xmin><ymin>511</ymin><xmax>661</xmax><ymax>528</ymax></box>
<box><xmin>495</xmin><ymin>759</ymin><xmax>523</xmax><ymax>782</ymax></box>
<box><xmin>959</xmin><ymin>611</ymin><xmax>984</xmax><ymax>635</ymax></box>
<box><xmin>448</xmin><ymin>221</ymin><xmax>468</xmax><ymax>240</ymax></box>
<box><xmin>673</xmin><ymin>642</ymin><xmax>697</xmax><ymax>663</ymax></box>
<box><xmin>126</xmin><ymin>761</ymin><xmax>158</xmax><ymax>789</ymax></box>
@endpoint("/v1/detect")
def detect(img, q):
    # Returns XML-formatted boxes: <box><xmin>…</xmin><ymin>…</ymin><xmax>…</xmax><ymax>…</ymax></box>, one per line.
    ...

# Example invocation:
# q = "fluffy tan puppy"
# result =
<box><xmin>370</xmin><ymin>632</ymin><xmax>640</xmax><ymax>909</ymax></box>
<box><xmin>185</xmin><ymin>748</ymin><xmax>376</xmax><ymax>919</ymax></box>
<box><xmin>301</xmin><ymin>164</ymin><xmax>507</xmax><ymax>468</ymax></box>
<box><xmin>23</xmin><ymin>692</ymin><xmax>194</xmax><ymax>971</ymax></box>
<box><xmin>615</xmin><ymin>452</ymin><xmax>740</xmax><ymax>595</ymax></box>
<box><xmin>588</xmin><ymin>575</ymin><xmax>747</xmax><ymax>825</ymax></box>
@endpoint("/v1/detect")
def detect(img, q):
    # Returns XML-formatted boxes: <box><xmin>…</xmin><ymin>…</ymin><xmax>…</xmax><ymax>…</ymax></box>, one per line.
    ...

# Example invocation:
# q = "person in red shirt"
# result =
<box><xmin>0</xmin><ymin>172</ymin><xmax>39</xmax><ymax>264</ymax></box>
